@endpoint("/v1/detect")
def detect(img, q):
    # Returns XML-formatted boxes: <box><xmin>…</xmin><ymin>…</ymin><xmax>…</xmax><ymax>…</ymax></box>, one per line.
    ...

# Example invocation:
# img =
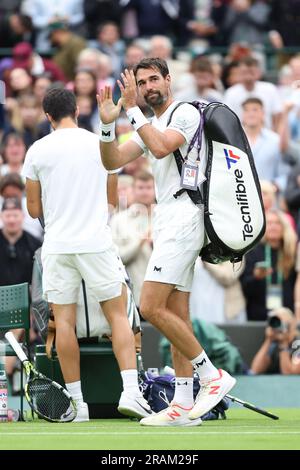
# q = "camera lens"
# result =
<box><xmin>268</xmin><ymin>315</ymin><xmax>281</xmax><ymax>329</ymax></box>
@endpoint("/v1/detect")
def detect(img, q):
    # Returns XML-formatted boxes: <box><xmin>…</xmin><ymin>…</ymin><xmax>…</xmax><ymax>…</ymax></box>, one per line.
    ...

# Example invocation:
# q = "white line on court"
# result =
<box><xmin>1</xmin><ymin>431</ymin><xmax>300</xmax><ymax>436</ymax></box>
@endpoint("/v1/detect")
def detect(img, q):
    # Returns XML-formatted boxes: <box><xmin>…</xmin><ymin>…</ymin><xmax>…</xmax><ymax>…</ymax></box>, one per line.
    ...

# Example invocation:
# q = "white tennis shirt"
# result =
<box><xmin>132</xmin><ymin>101</ymin><xmax>207</xmax><ymax>231</ymax></box>
<box><xmin>22</xmin><ymin>127</ymin><xmax>112</xmax><ymax>254</ymax></box>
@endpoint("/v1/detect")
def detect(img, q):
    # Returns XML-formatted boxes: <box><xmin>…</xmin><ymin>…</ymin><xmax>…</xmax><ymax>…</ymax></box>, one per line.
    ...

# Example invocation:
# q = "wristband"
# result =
<box><xmin>100</xmin><ymin>122</ymin><xmax>115</xmax><ymax>142</ymax></box>
<box><xmin>126</xmin><ymin>106</ymin><xmax>148</xmax><ymax>131</ymax></box>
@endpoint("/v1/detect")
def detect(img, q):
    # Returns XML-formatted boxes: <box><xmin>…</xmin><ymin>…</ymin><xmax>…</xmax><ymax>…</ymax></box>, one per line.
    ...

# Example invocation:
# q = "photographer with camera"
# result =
<box><xmin>250</xmin><ymin>307</ymin><xmax>300</xmax><ymax>374</ymax></box>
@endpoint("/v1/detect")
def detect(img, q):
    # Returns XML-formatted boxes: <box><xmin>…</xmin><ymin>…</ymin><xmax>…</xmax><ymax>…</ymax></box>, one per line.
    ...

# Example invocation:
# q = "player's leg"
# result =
<box><xmin>100</xmin><ymin>285</ymin><xmax>152</xmax><ymax>419</ymax></box>
<box><xmin>42</xmin><ymin>253</ymin><xmax>88</xmax><ymax>422</ymax></box>
<box><xmin>140</xmin><ymin>280</ymin><xmax>236</xmax><ymax>421</ymax></box>
<box><xmin>140</xmin><ymin>288</ymin><xmax>203</xmax><ymax>426</ymax></box>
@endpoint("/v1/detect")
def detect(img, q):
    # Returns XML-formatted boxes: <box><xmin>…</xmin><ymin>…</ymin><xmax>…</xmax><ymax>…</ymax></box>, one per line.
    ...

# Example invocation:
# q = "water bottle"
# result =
<box><xmin>0</xmin><ymin>370</ymin><xmax>8</xmax><ymax>422</ymax></box>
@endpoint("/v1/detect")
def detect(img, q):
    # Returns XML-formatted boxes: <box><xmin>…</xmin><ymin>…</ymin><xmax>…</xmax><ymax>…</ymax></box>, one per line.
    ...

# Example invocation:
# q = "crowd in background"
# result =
<box><xmin>1</xmin><ymin>0</ymin><xmax>300</xmax><ymax>377</ymax></box>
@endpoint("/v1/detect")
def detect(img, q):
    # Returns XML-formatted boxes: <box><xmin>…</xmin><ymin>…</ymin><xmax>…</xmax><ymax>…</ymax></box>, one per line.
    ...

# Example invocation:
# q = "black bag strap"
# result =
<box><xmin>167</xmin><ymin>101</ymin><xmax>204</xmax><ymax>206</ymax></box>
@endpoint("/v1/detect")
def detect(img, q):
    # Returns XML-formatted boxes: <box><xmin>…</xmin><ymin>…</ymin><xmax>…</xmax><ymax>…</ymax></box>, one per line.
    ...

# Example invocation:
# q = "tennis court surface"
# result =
<box><xmin>0</xmin><ymin>408</ymin><xmax>299</xmax><ymax>450</ymax></box>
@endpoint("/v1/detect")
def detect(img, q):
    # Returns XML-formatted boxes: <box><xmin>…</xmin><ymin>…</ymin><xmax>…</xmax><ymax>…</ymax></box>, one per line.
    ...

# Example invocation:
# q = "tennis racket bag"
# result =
<box><xmin>168</xmin><ymin>101</ymin><xmax>265</xmax><ymax>264</ymax></box>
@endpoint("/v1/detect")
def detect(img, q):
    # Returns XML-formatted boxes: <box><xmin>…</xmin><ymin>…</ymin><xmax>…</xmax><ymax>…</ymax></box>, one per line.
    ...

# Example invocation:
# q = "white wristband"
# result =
<box><xmin>100</xmin><ymin>122</ymin><xmax>115</xmax><ymax>142</ymax></box>
<box><xmin>126</xmin><ymin>106</ymin><xmax>148</xmax><ymax>131</ymax></box>
<box><xmin>107</xmin><ymin>168</ymin><xmax>121</xmax><ymax>175</ymax></box>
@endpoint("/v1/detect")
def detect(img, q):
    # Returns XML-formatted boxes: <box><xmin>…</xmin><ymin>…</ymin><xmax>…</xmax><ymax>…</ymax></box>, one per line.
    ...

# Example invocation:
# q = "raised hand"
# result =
<box><xmin>97</xmin><ymin>86</ymin><xmax>122</xmax><ymax>124</ymax></box>
<box><xmin>117</xmin><ymin>69</ymin><xmax>138</xmax><ymax>111</ymax></box>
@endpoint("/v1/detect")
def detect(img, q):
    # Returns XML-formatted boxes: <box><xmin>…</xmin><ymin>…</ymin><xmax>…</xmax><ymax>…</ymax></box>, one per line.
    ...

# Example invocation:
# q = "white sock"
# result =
<box><xmin>66</xmin><ymin>380</ymin><xmax>83</xmax><ymax>404</ymax></box>
<box><xmin>173</xmin><ymin>377</ymin><xmax>194</xmax><ymax>409</ymax></box>
<box><xmin>191</xmin><ymin>351</ymin><xmax>218</xmax><ymax>380</ymax></box>
<box><xmin>121</xmin><ymin>369</ymin><xmax>140</xmax><ymax>396</ymax></box>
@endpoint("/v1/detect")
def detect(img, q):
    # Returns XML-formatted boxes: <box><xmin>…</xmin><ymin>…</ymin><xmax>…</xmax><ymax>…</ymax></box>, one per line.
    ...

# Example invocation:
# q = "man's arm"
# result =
<box><xmin>101</xmin><ymin>138</ymin><xmax>144</xmax><ymax>170</ymax></box>
<box><xmin>25</xmin><ymin>178</ymin><xmax>43</xmax><ymax>219</ymax></box>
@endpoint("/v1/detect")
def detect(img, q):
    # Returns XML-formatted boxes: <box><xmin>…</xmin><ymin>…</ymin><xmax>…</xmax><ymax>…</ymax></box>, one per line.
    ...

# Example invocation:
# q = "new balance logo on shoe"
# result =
<box><xmin>131</xmin><ymin>118</ymin><xmax>136</xmax><ymax>125</ymax></box>
<box><xmin>209</xmin><ymin>385</ymin><xmax>221</xmax><ymax>395</ymax></box>
<box><xmin>154</xmin><ymin>266</ymin><xmax>162</xmax><ymax>272</ymax></box>
<box><xmin>195</xmin><ymin>358</ymin><xmax>206</xmax><ymax>368</ymax></box>
<box><xmin>102</xmin><ymin>130</ymin><xmax>111</xmax><ymax>136</ymax></box>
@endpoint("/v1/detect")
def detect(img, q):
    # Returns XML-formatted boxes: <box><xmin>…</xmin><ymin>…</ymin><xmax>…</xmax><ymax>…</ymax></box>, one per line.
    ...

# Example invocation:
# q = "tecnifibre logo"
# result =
<box><xmin>224</xmin><ymin>148</ymin><xmax>240</xmax><ymax>169</ymax></box>
<box><xmin>0</xmin><ymin>80</ymin><xmax>5</xmax><ymax>104</ymax></box>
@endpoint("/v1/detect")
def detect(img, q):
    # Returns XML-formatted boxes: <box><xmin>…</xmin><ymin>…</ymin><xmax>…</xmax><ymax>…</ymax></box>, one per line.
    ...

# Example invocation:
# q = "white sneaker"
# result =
<box><xmin>140</xmin><ymin>402</ymin><xmax>202</xmax><ymax>427</ymax></box>
<box><xmin>118</xmin><ymin>392</ymin><xmax>153</xmax><ymax>419</ymax></box>
<box><xmin>189</xmin><ymin>369</ymin><xmax>236</xmax><ymax>420</ymax></box>
<box><xmin>73</xmin><ymin>402</ymin><xmax>89</xmax><ymax>422</ymax></box>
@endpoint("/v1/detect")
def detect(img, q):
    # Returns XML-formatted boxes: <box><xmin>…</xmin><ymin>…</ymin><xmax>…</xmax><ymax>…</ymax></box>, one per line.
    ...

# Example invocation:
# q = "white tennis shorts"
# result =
<box><xmin>41</xmin><ymin>247</ymin><xmax>124</xmax><ymax>304</ymax></box>
<box><xmin>145</xmin><ymin>206</ymin><xmax>205</xmax><ymax>292</ymax></box>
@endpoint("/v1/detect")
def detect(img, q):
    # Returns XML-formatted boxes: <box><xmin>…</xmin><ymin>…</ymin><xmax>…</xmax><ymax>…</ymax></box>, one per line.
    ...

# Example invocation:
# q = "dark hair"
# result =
<box><xmin>134</xmin><ymin>58</ymin><xmax>169</xmax><ymax>78</ymax></box>
<box><xmin>242</xmin><ymin>97</ymin><xmax>264</xmax><ymax>108</ymax></box>
<box><xmin>42</xmin><ymin>87</ymin><xmax>77</xmax><ymax>122</ymax></box>
<box><xmin>0</xmin><ymin>173</ymin><xmax>25</xmax><ymax>194</ymax></box>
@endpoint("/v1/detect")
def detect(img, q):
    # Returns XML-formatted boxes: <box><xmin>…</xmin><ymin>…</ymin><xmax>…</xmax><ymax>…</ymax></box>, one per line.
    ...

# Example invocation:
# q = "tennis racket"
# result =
<box><xmin>226</xmin><ymin>394</ymin><xmax>279</xmax><ymax>420</ymax></box>
<box><xmin>5</xmin><ymin>332</ymin><xmax>77</xmax><ymax>423</ymax></box>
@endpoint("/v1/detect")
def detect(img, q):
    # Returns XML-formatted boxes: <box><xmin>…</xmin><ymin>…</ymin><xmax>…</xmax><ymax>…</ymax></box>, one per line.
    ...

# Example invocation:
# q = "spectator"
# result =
<box><xmin>190</xmin><ymin>258</ymin><xmax>246</xmax><ymax>324</ymax></box>
<box><xmin>0</xmin><ymin>173</ymin><xmax>43</xmax><ymax>240</ymax></box>
<box><xmin>260</xmin><ymin>180</ymin><xmax>277</xmax><ymax>211</ymax></box>
<box><xmin>83</xmin><ymin>0</ymin><xmax>122</xmax><ymax>39</ymax></box>
<box><xmin>5</xmin><ymin>95</ymin><xmax>42</xmax><ymax>149</ymax></box>
<box><xmin>0</xmin><ymin>132</ymin><xmax>26</xmax><ymax>177</ymax></box>
<box><xmin>11</xmin><ymin>42</ymin><xmax>66</xmax><ymax>83</ymax></box>
<box><xmin>121</xmin><ymin>0</ymin><xmax>181</xmax><ymax>39</ymax></box>
<box><xmin>0</xmin><ymin>196</ymin><xmax>41</xmax><ymax>286</ymax></box>
<box><xmin>222</xmin><ymin>0</ymin><xmax>270</xmax><ymax>47</ymax></box>
<box><xmin>73</xmin><ymin>69</ymin><xmax>98</xmax><ymax>130</ymax></box>
<box><xmin>74</xmin><ymin>48</ymin><xmax>116</xmax><ymax>92</ymax></box>
<box><xmin>240</xmin><ymin>209</ymin><xmax>297</xmax><ymax>321</ymax></box>
<box><xmin>0</xmin><ymin>12</ymin><xmax>34</xmax><ymax>48</ymax></box>
<box><xmin>111</xmin><ymin>171</ymin><xmax>155</xmax><ymax>306</ymax></box>
<box><xmin>285</xmin><ymin>161</ymin><xmax>300</xmax><ymax>236</ymax></box>
<box><xmin>224</xmin><ymin>56</ymin><xmax>282</xmax><ymax>130</ymax></box>
<box><xmin>176</xmin><ymin>55</ymin><xmax>223</xmax><ymax>103</ymax></box>
<box><xmin>250</xmin><ymin>307</ymin><xmax>300</xmax><ymax>374</ymax></box>
<box><xmin>49</xmin><ymin>19</ymin><xmax>87</xmax><ymax>81</ymax></box>
<box><xmin>33</xmin><ymin>75</ymin><xmax>52</xmax><ymax>108</ymax></box>
<box><xmin>241</xmin><ymin>97</ymin><xmax>290</xmax><ymax>193</ymax></box>
<box><xmin>90</xmin><ymin>22</ymin><xmax>125</xmax><ymax>77</ymax></box>
<box><xmin>6</xmin><ymin>67</ymin><xmax>33</xmax><ymax>98</ymax></box>
<box><xmin>21</xmin><ymin>0</ymin><xmax>85</xmax><ymax>52</ymax></box>
<box><xmin>116</xmin><ymin>174</ymin><xmax>134</xmax><ymax>212</ymax></box>
<box><xmin>122</xmin><ymin>42</ymin><xmax>146</xmax><ymax>70</ymax></box>
<box><xmin>269</xmin><ymin>0</ymin><xmax>300</xmax><ymax>49</ymax></box>
<box><xmin>221</xmin><ymin>60</ymin><xmax>241</xmax><ymax>89</ymax></box>
<box><xmin>148</xmin><ymin>35</ymin><xmax>189</xmax><ymax>93</ymax></box>
<box><xmin>0</xmin><ymin>195</ymin><xmax>41</xmax><ymax>385</ymax></box>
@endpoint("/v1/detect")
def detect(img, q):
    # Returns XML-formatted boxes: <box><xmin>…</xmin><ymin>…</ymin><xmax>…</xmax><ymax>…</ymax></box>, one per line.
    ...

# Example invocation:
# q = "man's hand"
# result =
<box><xmin>97</xmin><ymin>86</ymin><xmax>122</xmax><ymax>124</ymax></box>
<box><xmin>117</xmin><ymin>69</ymin><xmax>138</xmax><ymax>111</ymax></box>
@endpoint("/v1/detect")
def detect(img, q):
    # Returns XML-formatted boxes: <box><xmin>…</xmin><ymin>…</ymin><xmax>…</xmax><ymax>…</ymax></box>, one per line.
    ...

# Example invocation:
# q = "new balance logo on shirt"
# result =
<box><xmin>154</xmin><ymin>266</ymin><xmax>162</xmax><ymax>272</ymax></box>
